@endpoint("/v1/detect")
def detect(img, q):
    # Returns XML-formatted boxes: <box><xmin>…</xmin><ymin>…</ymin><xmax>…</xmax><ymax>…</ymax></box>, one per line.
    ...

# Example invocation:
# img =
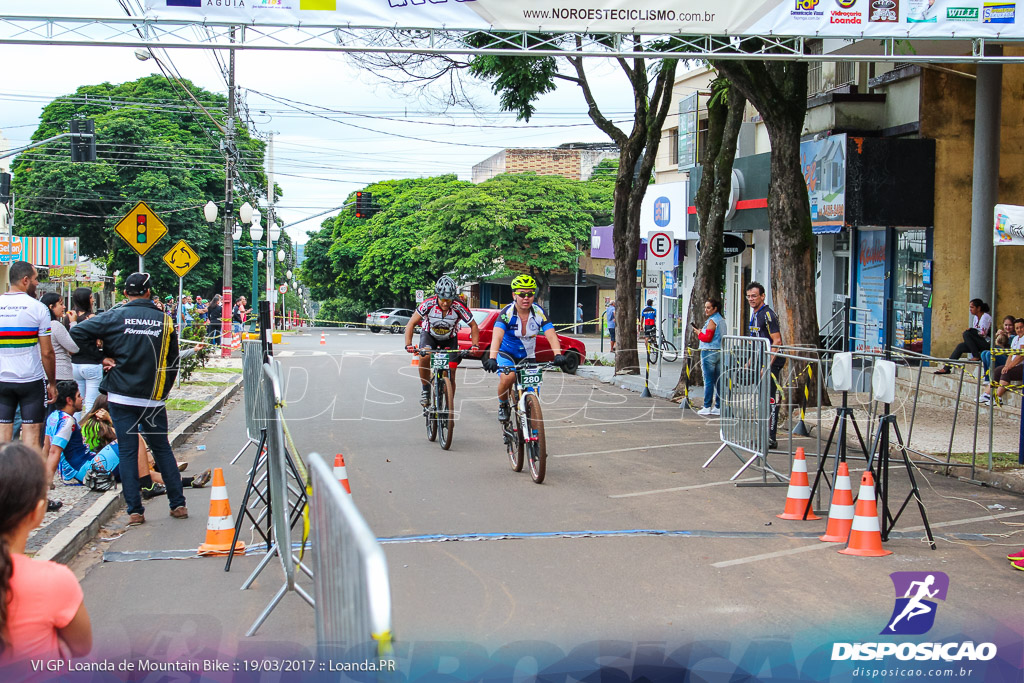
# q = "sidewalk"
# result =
<box><xmin>27</xmin><ymin>357</ymin><xmax>244</xmax><ymax>562</ymax></box>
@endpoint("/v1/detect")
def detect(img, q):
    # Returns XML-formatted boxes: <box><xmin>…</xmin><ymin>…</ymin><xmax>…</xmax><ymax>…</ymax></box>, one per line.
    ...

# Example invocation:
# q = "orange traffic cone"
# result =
<box><xmin>320</xmin><ymin>332</ymin><xmax>326</xmax><ymax>345</ymax></box>
<box><xmin>777</xmin><ymin>447</ymin><xmax>820</xmax><ymax>520</ymax></box>
<box><xmin>819</xmin><ymin>461</ymin><xmax>855</xmax><ymax>542</ymax></box>
<box><xmin>839</xmin><ymin>470</ymin><xmax>893</xmax><ymax>557</ymax></box>
<box><xmin>334</xmin><ymin>454</ymin><xmax>351</xmax><ymax>495</ymax></box>
<box><xmin>197</xmin><ymin>468</ymin><xmax>245</xmax><ymax>556</ymax></box>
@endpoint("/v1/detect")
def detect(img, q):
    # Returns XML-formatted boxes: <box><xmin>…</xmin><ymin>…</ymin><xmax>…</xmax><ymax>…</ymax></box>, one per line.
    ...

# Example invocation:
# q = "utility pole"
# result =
<box><xmin>266</xmin><ymin>132</ymin><xmax>275</xmax><ymax>331</ymax></box>
<box><xmin>220</xmin><ymin>28</ymin><xmax>236</xmax><ymax>358</ymax></box>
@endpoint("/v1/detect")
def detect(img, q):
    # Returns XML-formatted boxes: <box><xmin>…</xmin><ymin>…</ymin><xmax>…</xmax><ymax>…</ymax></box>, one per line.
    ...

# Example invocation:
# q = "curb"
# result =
<box><xmin>917</xmin><ymin>461</ymin><xmax>1024</xmax><ymax>497</ymax></box>
<box><xmin>35</xmin><ymin>374</ymin><xmax>244</xmax><ymax>565</ymax></box>
<box><xmin>577</xmin><ymin>365</ymin><xmax>678</xmax><ymax>400</ymax></box>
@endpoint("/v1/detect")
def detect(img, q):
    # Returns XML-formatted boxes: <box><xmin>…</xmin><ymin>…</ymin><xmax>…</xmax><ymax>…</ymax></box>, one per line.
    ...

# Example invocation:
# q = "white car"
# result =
<box><xmin>365</xmin><ymin>307</ymin><xmax>414</xmax><ymax>333</ymax></box>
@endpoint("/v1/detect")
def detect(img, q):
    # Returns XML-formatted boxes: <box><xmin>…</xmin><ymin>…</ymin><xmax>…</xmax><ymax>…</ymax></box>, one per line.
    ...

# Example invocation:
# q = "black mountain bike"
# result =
<box><xmin>645</xmin><ymin>323</ymin><xmax>679</xmax><ymax>363</ymax></box>
<box><xmin>420</xmin><ymin>348</ymin><xmax>464</xmax><ymax>451</ymax></box>
<box><xmin>499</xmin><ymin>361</ymin><xmax>552</xmax><ymax>483</ymax></box>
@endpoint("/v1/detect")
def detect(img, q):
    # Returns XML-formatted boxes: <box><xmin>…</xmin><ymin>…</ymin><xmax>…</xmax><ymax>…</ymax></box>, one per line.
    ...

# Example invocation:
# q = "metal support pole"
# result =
<box><xmin>177</xmin><ymin>276</ymin><xmax>183</xmax><ymax>332</ymax></box>
<box><xmin>266</xmin><ymin>132</ymin><xmax>275</xmax><ymax>332</ymax></box>
<box><xmin>220</xmin><ymin>28</ymin><xmax>236</xmax><ymax>358</ymax></box>
<box><xmin>969</xmin><ymin>58</ymin><xmax>1001</xmax><ymax>300</ymax></box>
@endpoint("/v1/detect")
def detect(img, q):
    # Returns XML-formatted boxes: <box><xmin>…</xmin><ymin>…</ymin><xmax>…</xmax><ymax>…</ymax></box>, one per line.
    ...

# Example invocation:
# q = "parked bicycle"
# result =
<box><xmin>643</xmin><ymin>322</ymin><xmax>678</xmax><ymax>363</ymax></box>
<box><xmin>498</xmin><ymin>360</ymin><xmax>552</xmax><ymax>483</ymax></box>
<box><xmin>419</xmin><ymin>348</ymin><xmax>465</xmax><ymax>450</ymax></box>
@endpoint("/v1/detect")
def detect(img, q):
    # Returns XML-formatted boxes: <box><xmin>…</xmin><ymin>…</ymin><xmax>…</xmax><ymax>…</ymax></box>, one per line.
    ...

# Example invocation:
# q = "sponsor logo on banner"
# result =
<box><xmin>792</xmin><ymin>0</ymin><xmax>825</xmax><ymax>19</ymax></box>
<box><xmin>906</xmin><ymin>0</ymin><xmax>938</xmax><ymax>21</ymax></box>
<box><xmin>836</xmin><ymin>0</ymin><xmax>856</xmax><ymax>7</ymax></box>
<box><xmin>983</xmin><ymin>2</ymin><xmax>1016</xmax><ymax>21</ymax></box>
<box><xmin>166</xmin><ymin>0</ymin><xmax>202</xmax><ymax>6</ymax></box>
<box><xmin>947</xmin><ymin>6</ymin><xmax>980</xmax><ymax>20</ymax></box>
<box><xmin>253</xmin><ymin>0</ymin><xmax>291</xmax><ymax>9</ymax></box>
<box><xmin>830</xmin><ymin>9</ymin><xmax>863</xmax><ymax>23</ymax></box>
<box><xmin>831</xmin><ymin>571</ymin><xmax>999</xmax><ymax>663</ymax></box>
<box><xmin>996</xmin><ymin>212</ymin><xmax>1024</xmax><ymax>242</ymax></box>
<box><xmin>869</xmin><ymin>0</ymin><xmax>899</xmax><ymax>21</ymax></box>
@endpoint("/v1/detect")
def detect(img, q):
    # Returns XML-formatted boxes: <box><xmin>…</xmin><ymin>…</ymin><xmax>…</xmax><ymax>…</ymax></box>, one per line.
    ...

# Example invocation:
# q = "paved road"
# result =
<box><xmin>73</xmin><ymin>328</ymin><xmax>1024</xmax><ymax>667</ymax></box>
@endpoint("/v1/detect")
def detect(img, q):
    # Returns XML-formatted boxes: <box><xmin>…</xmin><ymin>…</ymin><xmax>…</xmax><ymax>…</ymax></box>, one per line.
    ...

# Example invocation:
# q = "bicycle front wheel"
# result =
<box><xmin>660</xmin><ymin>339</ymin><xmax>679</xmax><ymax>362</ymax></box>
<box><xmin>505</xmin><ymin>408</ymin><xmax>524</xmax><ymax>472</ymax></box>
<box><xmin>524</xmin><ymin>393</ymin><xmax>547</xmax><ymax>484</ymax></box>
<box><xmin>438</xmin><ymin>376</ymin><xmax>455</xmax><ymax>450</ymax></box>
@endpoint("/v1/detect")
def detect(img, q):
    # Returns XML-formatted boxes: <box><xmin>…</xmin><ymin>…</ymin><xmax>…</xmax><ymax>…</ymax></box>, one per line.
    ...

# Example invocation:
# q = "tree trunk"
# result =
<box><xmin>674</xmin><ymin>78</ymin><xmax>746</xmax><ymax>400</ymax></box>
<box><xmin>714</xmin><ymin>58</ymin><xmax>825</xmax><ymax>405</ymax></box>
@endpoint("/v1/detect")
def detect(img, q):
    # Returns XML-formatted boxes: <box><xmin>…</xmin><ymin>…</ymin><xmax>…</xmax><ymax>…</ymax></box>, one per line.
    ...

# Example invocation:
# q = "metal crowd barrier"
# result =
<box><xmin>245</xmin><ymin>360</ymin><xmax>315</xmax><ymax>636</ymax></box>
<box><xmin>703</xmin><ymin>335</ymin><xmax>788</xmax><ymax>484</ymax></box>
<box><xmin>308</xmin><ymin>451</ymin><xmax>394</xmax><ymax>663</ymax></box>
<box><xmin>232</xmin><ymin>339</ymin><xmax>269</xmax><ymax>465</ymax></box>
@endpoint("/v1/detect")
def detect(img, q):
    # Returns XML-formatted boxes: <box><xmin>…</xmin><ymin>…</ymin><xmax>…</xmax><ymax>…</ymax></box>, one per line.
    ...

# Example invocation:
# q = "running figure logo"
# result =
<box><xmin>881</xmin><ymin>571</ymin><xmax>949</xmax><ymax>635</ymax></box>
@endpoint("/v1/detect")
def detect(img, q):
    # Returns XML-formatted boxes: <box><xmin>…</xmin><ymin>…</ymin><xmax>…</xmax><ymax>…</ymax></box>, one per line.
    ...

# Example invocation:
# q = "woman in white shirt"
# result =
<box><xmin>935</xmin><ymin>299</ymin><xmax>991</xmax><ymax>374</ymax></box>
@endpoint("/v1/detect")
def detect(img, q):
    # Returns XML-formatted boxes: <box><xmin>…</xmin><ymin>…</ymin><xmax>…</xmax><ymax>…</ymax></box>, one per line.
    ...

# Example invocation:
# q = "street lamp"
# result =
<box><xmin>233</xmin><ymin>204</ymin><xmax>275</xmax><ymax>332</ymax></box>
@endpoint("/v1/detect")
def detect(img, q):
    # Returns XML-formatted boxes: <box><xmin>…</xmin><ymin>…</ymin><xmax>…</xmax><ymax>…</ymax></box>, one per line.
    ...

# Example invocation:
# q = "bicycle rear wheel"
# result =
<box><xmin>524</xmin><ymin>393</ymin><xmax>547</xmax><ymax>484</ymax></box>
<box><xmin>646</xmin><ymin>338</ymin><xmax>658</xmax><ymax>365</ymax></box>
<box><xmin>425</xmin><ymin>378</ymin><xmax>438</xmax><ymax>442</ymax></box>
<box><xmin>660</xmin><ymin>339</ymin><xmax>679</xmax><ymax>362</ymax></box>
<box><xmin>438</xmin><ymin>376</ymin><xmax>455</xmax><ymax>450</ymax></box>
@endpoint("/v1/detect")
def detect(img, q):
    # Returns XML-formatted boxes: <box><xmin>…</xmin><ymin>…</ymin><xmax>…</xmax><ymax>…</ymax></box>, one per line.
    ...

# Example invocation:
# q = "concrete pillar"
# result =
<box><xmin>969</xmin><ymin>61</ymin><xmax>1002</xmax><ymax>303</ymax></box>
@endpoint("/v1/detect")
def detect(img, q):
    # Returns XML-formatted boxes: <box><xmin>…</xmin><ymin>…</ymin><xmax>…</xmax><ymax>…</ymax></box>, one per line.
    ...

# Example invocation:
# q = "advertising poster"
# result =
<box><xmin>855</xmin><ymin>229</ymin><xmax>886</xmax><ymax>353</ymax></box>
<box><xmin>802</xmin><ymin>133</ymin><xmax>847</xmax><ymax>233</ymax></box>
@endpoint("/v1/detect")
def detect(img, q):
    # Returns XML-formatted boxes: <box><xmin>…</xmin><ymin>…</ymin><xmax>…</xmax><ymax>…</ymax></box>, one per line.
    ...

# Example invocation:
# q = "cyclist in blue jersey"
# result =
<box><xmin>481</xmin><ymin>274</ymin><xmax>566</xmax><ymax>422</ymax></box>
<box><xmin>640</xmin><ymin>299</ymin><xmax>657</xmax><ymax>341</ymax></box>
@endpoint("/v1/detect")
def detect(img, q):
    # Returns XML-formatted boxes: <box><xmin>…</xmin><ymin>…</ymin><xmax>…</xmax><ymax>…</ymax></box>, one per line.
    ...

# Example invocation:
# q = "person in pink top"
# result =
<box><xmin>0</xmin><ymin>442</ymin><xmax>91</xmax><ymax>668</ymax></box>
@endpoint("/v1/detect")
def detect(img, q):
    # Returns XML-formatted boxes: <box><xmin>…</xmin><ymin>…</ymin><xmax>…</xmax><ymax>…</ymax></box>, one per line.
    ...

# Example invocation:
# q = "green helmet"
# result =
<box><xmin>510</xmin><ymin>274</ymin><xmax>537</xmax><ymax>291</ymax></box>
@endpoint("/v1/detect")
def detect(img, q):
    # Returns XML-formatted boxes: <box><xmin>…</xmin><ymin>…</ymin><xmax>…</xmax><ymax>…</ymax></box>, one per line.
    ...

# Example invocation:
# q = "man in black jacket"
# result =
<box><xmin>70</xmin><ymin>272</ymin><xmax>187</xmax><ymax>525</ymax></box>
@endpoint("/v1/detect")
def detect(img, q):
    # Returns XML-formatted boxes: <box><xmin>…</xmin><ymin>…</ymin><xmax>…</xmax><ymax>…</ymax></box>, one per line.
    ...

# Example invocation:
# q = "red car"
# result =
<box><xmin>457</xmin><ymin>308</ymin><xmax>586</xmax><ymax>374</ymax></box>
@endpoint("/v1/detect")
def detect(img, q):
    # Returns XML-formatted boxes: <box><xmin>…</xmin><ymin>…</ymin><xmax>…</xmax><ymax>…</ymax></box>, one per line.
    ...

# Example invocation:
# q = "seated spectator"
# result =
<box><xmin>981</xmin><ymin>318</ymin><xmax>1024</xmax><ymax>405</ymax></box>
<box><xmin>981</xmin><ymin>314</ymin><xmax>1016</xmax><ymax>378</ymax></box>
<box><xmin>78</xmin><ymin>395</ymin><xmax>211</xmax><ymax>494</ymax></box>
<box><xmin>0</xmin><ymin>442</ymin><xmax>91</xmax><ymax>664</ymax></box>
<box><xmin>935</xmin><ymin>299</ymin><xmax>991</xmax><ymax>374</ymax></box>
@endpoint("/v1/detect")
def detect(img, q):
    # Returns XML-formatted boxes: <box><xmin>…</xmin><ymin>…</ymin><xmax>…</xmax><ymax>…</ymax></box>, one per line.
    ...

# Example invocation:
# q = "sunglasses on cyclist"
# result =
<box><xmin>514</xmin><ymin>291</ymin><xmax>535</xmax><ymax>298</ymax></box>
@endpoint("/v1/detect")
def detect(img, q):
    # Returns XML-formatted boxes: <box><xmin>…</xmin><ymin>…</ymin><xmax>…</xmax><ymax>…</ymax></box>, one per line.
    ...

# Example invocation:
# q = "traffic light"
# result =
<box><xmin>355</xmin><ymin>191</ymin><xmax>373</xmax><ymax>218</ymax></box>
<box><xmin>0</xmin><ymin>173</ymin><xmax>9</xmax><ymax>205</ymax></box>
<box><xmin>136</xmin><ymin>213</ymin><xmax>148</xmax><ymax>245</ymax></box>
<box><xmin>70</xmin><ymin>119</ymin><xmax>96</xmax><ymax>163</ymax></box>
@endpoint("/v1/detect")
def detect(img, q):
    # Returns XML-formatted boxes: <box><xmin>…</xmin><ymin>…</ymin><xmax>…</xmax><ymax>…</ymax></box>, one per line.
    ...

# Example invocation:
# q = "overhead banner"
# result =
<box><xmin>144</xmin><ymin>0</ymin><xmax>1024</xmax><ymax>39</ymax></box>
<box><xmin>994</xmin><ymin>203</ymin><xmax>1024</xmax><ymax>247</ymax></box>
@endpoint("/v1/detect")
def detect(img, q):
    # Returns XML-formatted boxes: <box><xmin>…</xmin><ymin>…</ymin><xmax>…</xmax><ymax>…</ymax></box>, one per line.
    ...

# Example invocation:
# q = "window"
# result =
<box><xmin>668</xmin><ymin>128</ymin><xmax>679</xmax><ymax>166</ymax></box>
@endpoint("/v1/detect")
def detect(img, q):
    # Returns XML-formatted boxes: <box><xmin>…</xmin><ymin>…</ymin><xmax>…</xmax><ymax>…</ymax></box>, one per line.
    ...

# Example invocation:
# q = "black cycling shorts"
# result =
<box><xmin>419</xmin><ymin>331</ymin><xmax>458</xmax><ymax>351</ymax></box>
<box><xmin>0</xmin><ymin>379</ymin><xmax>47</xmax><ymax>424</ymax></box>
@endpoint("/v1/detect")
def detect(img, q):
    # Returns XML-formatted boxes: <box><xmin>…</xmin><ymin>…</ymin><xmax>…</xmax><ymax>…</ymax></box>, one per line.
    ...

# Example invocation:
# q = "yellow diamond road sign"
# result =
<box><xmin>163</xmin><ymin>240</ymin><xmax>200</xmax><ymax>278</ymax></box>
<box><xmin>114</xmin><ymin>200</ymin><xmax>168</xmax><ymax>256</ymax></box>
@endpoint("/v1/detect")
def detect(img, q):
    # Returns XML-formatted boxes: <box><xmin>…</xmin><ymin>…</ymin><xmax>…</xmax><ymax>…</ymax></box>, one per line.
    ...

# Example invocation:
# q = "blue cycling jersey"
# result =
<box><xmin>494</xmin><ymin>303</ymin><xmax>554</xmax><ymax>360</ymax></box>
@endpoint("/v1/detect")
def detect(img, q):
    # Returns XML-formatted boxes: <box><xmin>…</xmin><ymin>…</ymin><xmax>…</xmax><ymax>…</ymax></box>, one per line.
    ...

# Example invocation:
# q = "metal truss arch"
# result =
<box><xmin>0</xmin><ymin>15</ymin><xmax>1022</xmax><ymax>63</ymax></box>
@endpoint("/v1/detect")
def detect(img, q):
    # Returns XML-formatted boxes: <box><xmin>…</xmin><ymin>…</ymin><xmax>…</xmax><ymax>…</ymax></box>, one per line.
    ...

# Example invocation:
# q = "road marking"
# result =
<box><xmin>277</xmin><ymin>350</ymin><xmax>295</xmax><ymax>357</ymax></box>
<box><xmin>711</xmin><ymin>509</ymin><xmax>1024</xmax><ymax>568</ymax></box>
<box><xmin>553</xmin><ymin>441</ymin><xmax>720</xmax><ymax>458</ymax></box>
<box><xmin>611</xmin><ymin>476</ymin><xmax>765</xmax><ymax>498</ymax></box>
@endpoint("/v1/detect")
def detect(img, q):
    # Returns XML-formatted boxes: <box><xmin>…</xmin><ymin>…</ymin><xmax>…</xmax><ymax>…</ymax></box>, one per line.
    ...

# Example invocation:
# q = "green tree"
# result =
<box><xmin>11</xmin><ymin>76</ymin><xmax>267</xmax><ymax>299</ymax></box>
<box><xmin>675</xmin><ymin>76</ymin><xmax>747</xmax><ymax>399</ymax></box>
<box><xmin>427</xmin><ymin>173</ymin><xmax>595</xmax><ymax>306</ymax></box>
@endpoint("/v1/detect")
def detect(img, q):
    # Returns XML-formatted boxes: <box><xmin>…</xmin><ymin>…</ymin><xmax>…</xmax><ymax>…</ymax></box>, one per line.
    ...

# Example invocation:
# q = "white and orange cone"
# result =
<box><xmin>197</xmin><ymin>468</ymin><xmax>245</xmax><ymax>556</ymax></box>
<box><xmin>777</xmin><ymin>447</ymin><xmax>821</xmax><ymax>520</ymax></box>
<box><xmin>839</xmin><ymin>470</ymin><xmax>893</xmax><ymax>557</ymax></box>
<box><xmin>334</xmin><ymin>454</ymin><xmax>351</xmax><ymax>495</ymax></box>
<box><xmin>320</xmin><ymin>332</ymin><xmax>327</xmax><ymax>345</ymax></box>
<box><xmin>819</xmin><ymin>461</ymin><xmax>855</xmax><ymax>543</ymax></box>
